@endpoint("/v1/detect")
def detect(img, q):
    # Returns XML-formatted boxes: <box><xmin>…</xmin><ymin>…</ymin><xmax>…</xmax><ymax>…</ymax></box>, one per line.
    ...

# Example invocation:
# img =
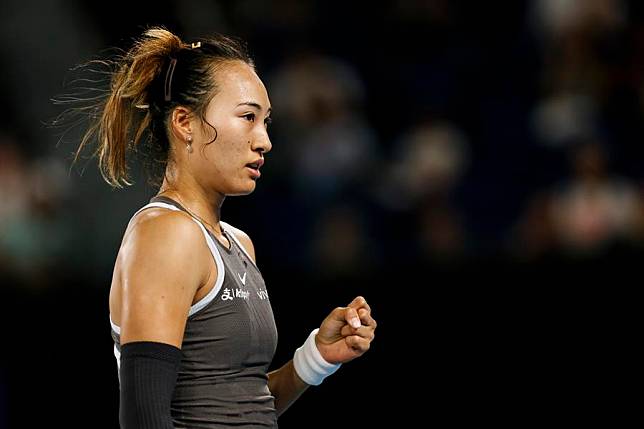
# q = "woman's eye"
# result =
<box><xmin>243</xmin><ymin>113</ymin><xmax>256</xmax><ymax>122</ymax></box>
<box><xmin>264</xmin><ymin>117</ymin><xmax>272</xmax><ymax>127</ymax></box>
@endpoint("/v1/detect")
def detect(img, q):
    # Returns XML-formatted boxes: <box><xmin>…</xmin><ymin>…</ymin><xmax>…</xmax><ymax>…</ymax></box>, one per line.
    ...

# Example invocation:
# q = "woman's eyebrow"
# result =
<box><xmin>237</xmin><ymin>101</ymin><xmax>272</xmax><ymax>115</ymax></box>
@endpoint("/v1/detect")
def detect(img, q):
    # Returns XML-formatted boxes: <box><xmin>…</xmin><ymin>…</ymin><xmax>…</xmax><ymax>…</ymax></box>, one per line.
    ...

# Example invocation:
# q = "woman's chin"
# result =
<box><xmin>228</xmin><ymin>181</ymin><xmax>256</xmax><ymax>196</ymax></box>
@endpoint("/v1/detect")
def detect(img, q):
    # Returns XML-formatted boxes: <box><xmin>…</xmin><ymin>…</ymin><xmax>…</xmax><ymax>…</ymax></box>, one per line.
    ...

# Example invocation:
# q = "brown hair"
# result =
<box><xmin>63</xmin><ymin>27</ymin><xmax>254</xmax><ymax>187</ymax></box>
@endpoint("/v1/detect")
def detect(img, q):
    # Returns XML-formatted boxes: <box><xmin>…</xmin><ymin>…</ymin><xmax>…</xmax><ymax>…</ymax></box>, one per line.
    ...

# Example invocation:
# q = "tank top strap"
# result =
<box><xmin>220</xmin><ymin>221</ymin><xmax>257</xmax><ymax>268</ymax></box>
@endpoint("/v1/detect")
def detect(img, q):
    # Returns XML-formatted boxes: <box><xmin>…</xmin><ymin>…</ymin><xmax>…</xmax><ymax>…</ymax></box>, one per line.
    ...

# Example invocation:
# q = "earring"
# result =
<box><xmin>186</xmin><ymin>135</ymin><xmax>193</xmax><ymax>153</ymax></box>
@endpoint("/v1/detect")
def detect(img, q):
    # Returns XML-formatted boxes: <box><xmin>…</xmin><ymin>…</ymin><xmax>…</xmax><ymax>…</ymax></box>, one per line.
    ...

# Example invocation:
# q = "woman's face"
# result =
<box><xmin>190</xmin><ymin>60</ymin><xmax>272</xmax><ymax>196</ymax></box>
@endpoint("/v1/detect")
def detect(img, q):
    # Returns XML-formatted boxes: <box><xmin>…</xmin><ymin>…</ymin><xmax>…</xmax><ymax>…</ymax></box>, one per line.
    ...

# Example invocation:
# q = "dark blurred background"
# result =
<box><xmin>1</xmin><ymin>0</ymin><xmax>642</xmax><ymax>427</ymax></box>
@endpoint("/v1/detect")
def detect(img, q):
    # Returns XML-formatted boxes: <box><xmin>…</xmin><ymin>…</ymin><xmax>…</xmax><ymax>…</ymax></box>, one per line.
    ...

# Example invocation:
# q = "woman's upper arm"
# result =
<box><xmin>118</xmin><ymin>211</ymin><xmax>210</xmax><ymax>348</ymax></box>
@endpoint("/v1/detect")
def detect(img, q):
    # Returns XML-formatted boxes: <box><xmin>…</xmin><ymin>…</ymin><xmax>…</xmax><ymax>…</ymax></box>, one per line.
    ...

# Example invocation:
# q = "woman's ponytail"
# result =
<box><xmin>90</xmin><ymin>28</ymin><xmax>184</xmax><ymax>187</ymax></box>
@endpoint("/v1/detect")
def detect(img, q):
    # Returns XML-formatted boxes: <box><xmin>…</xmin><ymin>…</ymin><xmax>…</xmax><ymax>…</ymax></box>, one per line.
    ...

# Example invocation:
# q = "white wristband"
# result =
<box><xmin>293</xmin><ymin>328</ymin><xmax>341</xmax><ymax>386</ymax></box>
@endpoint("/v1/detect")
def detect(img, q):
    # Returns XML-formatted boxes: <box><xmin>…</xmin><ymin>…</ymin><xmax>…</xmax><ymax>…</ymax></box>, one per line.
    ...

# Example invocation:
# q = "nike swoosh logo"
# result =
<box><xmin>237</xmin><ymin>272</ymin><xmax>247</xmax><ymax>285</ymax></box>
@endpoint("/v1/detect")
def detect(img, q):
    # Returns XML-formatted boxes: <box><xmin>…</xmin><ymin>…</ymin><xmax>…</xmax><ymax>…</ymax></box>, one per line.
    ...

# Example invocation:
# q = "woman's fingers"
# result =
<box><xmin>326</xmin><ymin>305</ymin><xmax>361</xmax><ymax>329</ymax></box>
<box><xmin>339</xmin><ymin>299</ymin><xmax>377</xmax><ymax>337</ymax></box>
<box><xmin>344</xmin><ymin>335</ymin><xmax>371</xmax><ymax>354</ymax></box>
<box><xmin>320</xmin><ymin>297</ymin><xmax>376</xmax><ymax>348</ymax></box>
<box><xmin>358</xmin><ymin>308</ymin><xmax>377</xmax><ymax>328</ymax></box>
<box><xmin>348</xmin><ymin>296</ymin><xmax>371</xmax><ymax>313</ymax></box>
<box><xmin>345</xmin><ymin>307</ymin><xmax>362</xmax><ymax>329</ymax></box>
<box><xmin>340</xmin><ymin>323</ymin><xmax>376</xmax><ymax>340</ymax></box>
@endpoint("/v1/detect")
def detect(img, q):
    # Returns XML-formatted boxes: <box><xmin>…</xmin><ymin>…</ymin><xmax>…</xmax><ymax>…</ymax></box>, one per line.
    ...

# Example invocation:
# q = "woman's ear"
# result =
<box><xmin>169</xmin><ymin>106</ymin><xmax>193</xmax><ymax>141</ymax></box>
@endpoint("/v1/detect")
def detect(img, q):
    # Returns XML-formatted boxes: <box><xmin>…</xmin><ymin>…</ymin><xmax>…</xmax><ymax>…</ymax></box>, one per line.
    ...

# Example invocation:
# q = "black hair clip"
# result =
<box><xmin>164</xmin><ymin>58</ymin><xmax>178</xmax><ymax>102</ymax></box>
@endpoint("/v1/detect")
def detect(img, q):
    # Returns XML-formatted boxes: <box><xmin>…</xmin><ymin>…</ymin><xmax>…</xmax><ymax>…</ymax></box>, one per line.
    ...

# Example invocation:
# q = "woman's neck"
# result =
<box><xmin>158</xmin><ymin>175</ymin><xmax>225</xmax><ymax>234</ymax></box>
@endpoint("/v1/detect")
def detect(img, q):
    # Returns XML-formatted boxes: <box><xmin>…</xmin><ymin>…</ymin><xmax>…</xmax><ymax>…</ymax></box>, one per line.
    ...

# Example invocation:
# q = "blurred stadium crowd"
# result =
<box><xmin>2</xmin><ymin>1</ymin><xmax>644</xmax><ymax>288</ymax></box>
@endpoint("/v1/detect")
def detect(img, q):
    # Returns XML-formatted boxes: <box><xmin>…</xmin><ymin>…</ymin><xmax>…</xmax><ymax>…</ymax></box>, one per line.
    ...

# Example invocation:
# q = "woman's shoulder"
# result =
<box><xmin>115</xmin><ymin>207</ymin><xmax>212</xmax><ymax>289</ymax></box>
<box><xmin>123</xmin><ymin>206</ymin><xmax>206</xmax><ymax>250</ymax></box>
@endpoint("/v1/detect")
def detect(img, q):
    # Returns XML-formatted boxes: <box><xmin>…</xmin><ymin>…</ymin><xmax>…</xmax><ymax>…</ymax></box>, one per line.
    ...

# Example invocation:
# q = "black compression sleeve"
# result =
<box><xmin>119</xmin><ymin>341</ymin><xmax>182</xmax><ymax>429</ymax></box>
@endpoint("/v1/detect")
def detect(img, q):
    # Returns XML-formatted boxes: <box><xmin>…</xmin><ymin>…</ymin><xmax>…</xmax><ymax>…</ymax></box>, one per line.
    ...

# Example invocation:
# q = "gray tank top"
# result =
<box><xmin>110</xmin><ymin>196</ymin><xmax>279</xmax><ymax>428</ymax></box>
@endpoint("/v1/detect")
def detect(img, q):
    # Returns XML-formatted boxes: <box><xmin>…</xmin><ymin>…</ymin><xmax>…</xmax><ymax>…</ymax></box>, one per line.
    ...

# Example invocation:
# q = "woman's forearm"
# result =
<box><xmin>268</xmin><ymin>359</ymin><xmax>310</xmax><ymax>417</ymax></box>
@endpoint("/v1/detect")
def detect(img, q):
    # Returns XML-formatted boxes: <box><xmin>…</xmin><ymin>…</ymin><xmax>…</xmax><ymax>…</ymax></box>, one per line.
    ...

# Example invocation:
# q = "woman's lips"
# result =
<box><xmin>246</xmin><ymin>158</ymin><xmax>264</xmax><ymax>179</ymax></box>
<box><xmin>246</xmin><ymin>165</ymin><xmax>261</xmax><ymax>178</ymax></box>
